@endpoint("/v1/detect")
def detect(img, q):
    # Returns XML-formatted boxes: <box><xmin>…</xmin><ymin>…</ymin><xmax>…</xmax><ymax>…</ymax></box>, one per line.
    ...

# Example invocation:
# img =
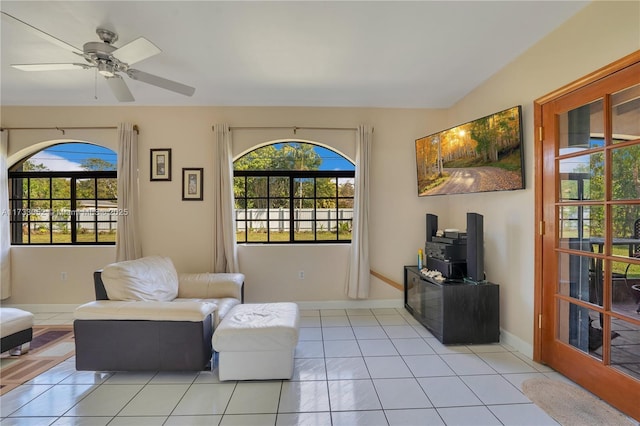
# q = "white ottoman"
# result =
<box><xmin>212</xmin><ymin>302</ymin><xmax>300</xmax><ymax>381</ymax></box>
<box><xmin>0</xmin><ymin>308</ymin><xmax>35</xmax><ymax>355</ymax></box>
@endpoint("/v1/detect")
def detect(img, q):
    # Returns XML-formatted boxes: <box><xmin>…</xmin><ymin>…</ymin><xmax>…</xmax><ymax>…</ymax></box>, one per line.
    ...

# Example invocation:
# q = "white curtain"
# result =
<box><xmin>345</xmin><ymin>125</ymin><xmax>372</xmax><ymax>299</ymax></box>
<box><xmin>116</xmin><ymin>123</ymin><xmax>142</xmax><ymax>262</ymax></box>
<box><xmin>0</xmin><ymin>130</ymin><xmax>11</xmax><ymax>299</ymax></box>
<box><xmin>213</xmin><ymin>124</ymin><xmax>239</xmax><ymax>273</ymax></box>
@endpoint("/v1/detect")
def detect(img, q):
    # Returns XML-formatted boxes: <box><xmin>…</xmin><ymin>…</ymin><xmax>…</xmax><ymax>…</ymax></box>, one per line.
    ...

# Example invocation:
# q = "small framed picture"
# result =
<box><xmin>150</xmin><ymin>149</ymin><xmax>172</xmax><ymax>181</ymax></box>
<box><xmin>182</xmin><ymin>168</ymin><xmax>203</xmax><ymax>201</ymax></box>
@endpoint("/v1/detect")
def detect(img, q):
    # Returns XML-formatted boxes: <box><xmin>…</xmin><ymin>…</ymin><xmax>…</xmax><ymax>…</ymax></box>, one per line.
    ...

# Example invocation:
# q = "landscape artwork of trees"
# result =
<box><xmin>415</xmin><ymin>106</ymin><xmax>524</xmax><ymax>197</ymax></box>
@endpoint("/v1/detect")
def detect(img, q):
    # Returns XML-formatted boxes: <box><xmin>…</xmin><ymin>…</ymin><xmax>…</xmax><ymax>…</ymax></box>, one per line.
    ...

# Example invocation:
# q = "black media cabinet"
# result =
<box><xmin>404</xmin><ymin>266</ymin><xmax>500</xmax><ymax>344</ymax></box>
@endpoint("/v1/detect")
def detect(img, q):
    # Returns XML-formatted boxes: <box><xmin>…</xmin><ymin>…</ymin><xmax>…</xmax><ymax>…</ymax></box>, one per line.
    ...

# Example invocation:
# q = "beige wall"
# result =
<box><xmin>1</xmin><ymin>106</ymin><xmax>445</xmax><ymax>308</ymax></box>
<box><xmin>442</xmin><ymin>1</ymin><xmax>640</xmax><ymax>352</ymax></box>
<box><xmin>1</xmin><ymin>1</ymin><xmax>638</xmax><ymax>354</ymax></box>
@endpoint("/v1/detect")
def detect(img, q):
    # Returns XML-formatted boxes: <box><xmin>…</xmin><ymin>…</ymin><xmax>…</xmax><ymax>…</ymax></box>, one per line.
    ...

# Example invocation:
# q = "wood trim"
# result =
<box><xmin>532</xmin><ymin>101</ymin><xmax>544</xmax><ymax>363</ymax></box>
<box><xmin>535</xmin><ymin>50</ymin><xmax>640</xmax><ymax>105</ymax></box>
<box><xmin>370</xmin><ymin>269</ymin><xmax>403</xmax><ymax>291</ymax></box>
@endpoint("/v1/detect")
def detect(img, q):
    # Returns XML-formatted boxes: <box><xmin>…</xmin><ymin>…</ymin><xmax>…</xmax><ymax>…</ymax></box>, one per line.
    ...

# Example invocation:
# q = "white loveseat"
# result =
<box><xmin>73</xmin><ymin>256</ymin><xmax>244</xmax><ymax>371</ymax></box>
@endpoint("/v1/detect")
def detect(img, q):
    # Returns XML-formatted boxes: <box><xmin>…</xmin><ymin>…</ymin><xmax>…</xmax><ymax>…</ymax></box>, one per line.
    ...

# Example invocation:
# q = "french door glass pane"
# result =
<box><xmin>558</xmin><ymin>99</ymin><xmax>604</xmax><ymax>151</ymax></box>
<box><xmin>610</xmin><ymin>318</ymin><xmax>640</xmax><ymax>381</ymax></box>
<box><xmin>557</xmin><ymin>251</ymin><xmax>596</xmax><ymax>304</ymax></box>
<box><xmin>557</xmin><ymin>299</ymin><xmax>603</xmax><ymax>360</ymax></box>
<box><xmin>612</xmin><ymin>145</ymin><xmax>640</xmax><ymax>201</ymax></box>
<box><xmin>611</xmin><ymin>259</ymin><xmax>640</xmax><ymax>318</ymax></box>
<box><xmin>611</xmin><ymin>205</ymin><xmax>640</xmax><ymax>249</ymax></box>
<box><xmin>558</xmin><ymin>153</ymin><xmax>604</xmax><ymax>201</ymax></box>
<box><xmin>611</xmin><ymin>84</ymin><xmax>640</xmax><ymax>144</ymax></box>
<box><xmin>557</xmin><ymin>205</ymin><xmax>605</xmax><ymax>251</ymax></box>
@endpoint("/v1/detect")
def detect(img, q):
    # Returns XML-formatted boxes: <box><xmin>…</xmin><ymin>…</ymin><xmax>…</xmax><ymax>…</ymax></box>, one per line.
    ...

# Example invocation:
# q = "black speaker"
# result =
<box><xmin>466</xmin><ymin>213</ymin><xmax>484</xmax><ymax>282</ymax></box>
<box><xmin>426</xmin><ymin>214</ymin><xmax>438</xmax><ymax>242</ymax></box>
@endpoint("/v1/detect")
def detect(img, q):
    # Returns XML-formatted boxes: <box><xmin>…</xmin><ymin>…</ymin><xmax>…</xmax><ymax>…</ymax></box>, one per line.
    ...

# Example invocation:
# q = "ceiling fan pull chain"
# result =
<box><xmin>94</xmin><ymin>68</ymin><xmax>98</xmax><ymax>100</ymax></box>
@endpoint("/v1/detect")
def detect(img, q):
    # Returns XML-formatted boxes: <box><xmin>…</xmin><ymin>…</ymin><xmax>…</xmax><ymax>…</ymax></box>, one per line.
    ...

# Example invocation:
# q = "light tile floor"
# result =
<box><xmin>0</xmin><ymin>307</ymin><xmax>605</xmax><ymax>425</ymax></box>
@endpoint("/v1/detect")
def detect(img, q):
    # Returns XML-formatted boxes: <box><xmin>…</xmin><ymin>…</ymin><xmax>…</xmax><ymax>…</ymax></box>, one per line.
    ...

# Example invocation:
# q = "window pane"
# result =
<box><xmin>248</xmin><ymin>177</ymin><xmax>267</xmax><ymax>197</ymax></box>
<box><xmin>247</xmin><ymin>227</ymin><xmax>266</xmax><ymax>242</ymax></box>
<box><xmin>52</xmin><ymin>222</ymin><xmax>71</xmax><ymax>243</ymax></box>
<box><xmin>234</xmin><ymin>176</ymin><xmax>246</xmax><ymax>198</ymax></box>
<box><xmin>30</xmin><ymin>178</ymin><xmax>50</xmax><ymax>199</ymax></box>
<box><xmin>294</xmin><ymin>178</ymin><xmax>314</xmax><ymax>198</ymax></box>
<box><xmin>557</xmin><ymin>299</ymin><xmax>602</xmax><ymax>359</ymax></box>
<box><xmin>611</xmin><ymin>83</ymin><xmax>640</xmax><ymax>144</ymax></box>
<box><xmin>558</xmin><ymin>152</ymin><xmax>604</xmax><ymax>201</ymax></box>
<box><xmin>97</xmin><ymin>178</ymin><xmax>117</xmax><ymax>199</ymax></box>
<box><xmin>269</xmin><ymin>176</ymin><xmax>289</xmax><ymax>197</ymax></box>
<box><xmin>77</xmin><ymin>227</ymin><xmax>97</xmax><ymax>243</ymax></box>
<box><xmin>268</xmin><ymin>223</ymin><xmax>288</xmax><ymax>242</ymax></box>
<box><xmin>52</xmin><ymin>178</ymin><xmax>70</xmax><ymax>199</ymax></box>
<box><xmin>338</xmin><ymin>220</ymin><xmax>352</xmax><ymax>240</ymax></box>
<box><xmin>611</xmin><ymin>259</ymin><xmax>640</xmax><ymax>317</ymax></box>
<box><xmin>557</xmin><ymin>251</ymin><xmax>595</xmax><ymax>304</ymax></box>
<box><xmin>611</xmin><ymin>319</ymin><xmax>640</xmax><ymax>381</ymax></box>
<box><xmin>611</xmin><ymin>205</ymin><xmax>640</xmax><ymax>251</ymax></box>
<box><xmin>338</xmin><ymin>177</ymin><xmax>354</xmax><ymax>196</ymax></box>
<box><xmin>317</xmin><ymin>220</ymin><xmax>337</xmax><ymax>239</ymax></box>
<box><xmin>29</xmin><ymin>200</ymin><xmax>49</xmax><ymax>217</ymax></box>
<box><xmin>235</xmin><ymin>199</ymin><xmax>247</xmax><ymax>211</ymax></box>
<box><xmin>76</xmin><ymin>178</ymin><xmax>95</xmax><ymax>198</ymax></box>
<box><xmin>268</xmin><ymin>203</ymin><xmax>289</xmax><ymax>221</ymax></box>
<box><xmin>294</xmin><ymin>222</ymin><xmax>315</xmax><ymax>241</ymax></box>
<box><xmin>611</xmin><ymin>144</ymin><xmax>640</xmax><ymax>201</ymax></box>
<box><xmin>558</xmin><ymin>205</ymin><xmax>605</xmax><ymax>251</ymax></box>
<box><xmin>98</xmin><ymin>226</ymin><xmax>116</xmax><ymax>243</ymax></box>
<box><xmin>558</xmin><ymin>99</ymin><xmax>604</xmax><ymax>151</ymax></box>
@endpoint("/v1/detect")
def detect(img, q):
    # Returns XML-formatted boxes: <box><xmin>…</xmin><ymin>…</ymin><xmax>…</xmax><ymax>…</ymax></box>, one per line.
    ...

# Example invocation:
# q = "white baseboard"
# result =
<box><xmin>500</xmin><ymin>327</ymin><xmax>533</xmax><ymax>358</ymax></box>
<box><xmin>295</xmin><ymin>299</ymin><xmax>404</xmax><ymax>310</ymax></box>
<box><xmin>0</xmin><ymin>304</ymin><xmax>81</xmax><ymax>313</ymax></box>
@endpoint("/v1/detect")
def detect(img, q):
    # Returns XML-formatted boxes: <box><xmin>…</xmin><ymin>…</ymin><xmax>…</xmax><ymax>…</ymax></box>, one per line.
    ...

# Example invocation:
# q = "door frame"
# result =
<box><xmin>533</xmin><ymin>50</ymin><xmax>640</xmax><ymax>417</ymax></box>
<box><xmin>534</xmin><ymin>50</ymin><xmax>640</xmax><ymax>361</ymax></box>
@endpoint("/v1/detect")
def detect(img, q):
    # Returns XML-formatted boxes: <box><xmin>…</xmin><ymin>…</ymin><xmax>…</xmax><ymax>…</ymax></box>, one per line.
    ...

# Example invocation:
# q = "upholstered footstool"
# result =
<box><xmin>0</xmin><ymin>308</ymin><xmax>35</xmax><ymax>355</ymax></box>
<box><xmin>212</xmin><ymin>302</ymin><xmax>300</xmax><ymax>381</ymax></box>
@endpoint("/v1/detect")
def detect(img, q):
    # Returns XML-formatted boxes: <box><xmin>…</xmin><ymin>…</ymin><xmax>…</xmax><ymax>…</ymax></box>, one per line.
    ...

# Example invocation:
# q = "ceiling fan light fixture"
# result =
<box><xmin>97</xmin><ymin>61</ymin><xmax>115</xmax><ymax>77</ymax></box>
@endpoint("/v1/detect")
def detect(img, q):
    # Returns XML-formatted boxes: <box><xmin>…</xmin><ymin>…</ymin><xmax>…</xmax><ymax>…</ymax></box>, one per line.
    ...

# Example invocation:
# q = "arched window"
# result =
<box><xmin>8</xmin><ymin>142</ymin><xmax>117</xmax><ymax>244</ymax></box>
<box><xmin>233</xmin><ymin>141</ymin><xmax>355</xmax><ymax>243</ymax></box>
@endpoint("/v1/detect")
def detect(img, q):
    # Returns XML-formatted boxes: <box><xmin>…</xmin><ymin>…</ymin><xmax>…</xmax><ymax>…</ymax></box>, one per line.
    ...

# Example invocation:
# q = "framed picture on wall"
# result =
<box><xmin>150</xmin><ymin>149</ymin><xmax>172</xmax><ymax>181</ymax></box>
<box><xmin>182</xmin><ymin>168</ymin><xmax>203</xmax><ymax>201</ymax></box>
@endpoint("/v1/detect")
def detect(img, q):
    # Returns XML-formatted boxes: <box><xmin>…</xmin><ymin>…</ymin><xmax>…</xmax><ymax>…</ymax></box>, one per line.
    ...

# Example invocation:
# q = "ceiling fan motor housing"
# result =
<box><xmin>83</xmin><ymin>41</ymin><xmax>127</xmax><ymax>75</ymax></box>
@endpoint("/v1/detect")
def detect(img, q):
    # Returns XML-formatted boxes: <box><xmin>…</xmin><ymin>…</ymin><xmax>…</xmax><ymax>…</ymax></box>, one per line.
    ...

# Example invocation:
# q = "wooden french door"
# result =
<box><xmin>535</xmin><ymin>51</ymin><xmax>640</xmax><ymax>420</ymax></box>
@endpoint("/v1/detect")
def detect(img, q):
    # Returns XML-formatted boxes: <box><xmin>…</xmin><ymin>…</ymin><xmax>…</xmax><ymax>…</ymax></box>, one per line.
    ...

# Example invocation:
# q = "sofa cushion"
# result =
<box><xmin>212</xmin><ymin>303</ymin><xmax>300</xmax><ymax>352</ymax></box>
<box><xmin>101</xmin><ymin>256</ymin><xmax>179</xmax><ymax>302</ymax></box>
<box><xmin>74</xmin><ymin>300</ymin><xmax>216</xmax><ymax>322</ymax></box>
<box><xmin>0</xmin><ymin>308</ymin><xmax>34</xmax><ymax>338</ymax></box>
<box><xmin>175</xmin><ymin>297</ymin><xmax>240</xmax><ymax>326</ymax></box>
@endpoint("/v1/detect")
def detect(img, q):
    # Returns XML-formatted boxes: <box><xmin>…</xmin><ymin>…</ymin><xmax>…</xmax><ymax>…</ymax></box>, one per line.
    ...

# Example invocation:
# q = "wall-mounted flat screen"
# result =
<box><xmin>415</xmin><ymin>105</ymin><xmax>524</xmax><ymax>197</ymax></box>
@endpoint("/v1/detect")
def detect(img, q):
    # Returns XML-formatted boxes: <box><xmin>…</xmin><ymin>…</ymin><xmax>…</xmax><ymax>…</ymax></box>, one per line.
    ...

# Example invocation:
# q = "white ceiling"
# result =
<box><xmin>0</xmin><ymin>1</ymin><xmax>589</xmax><ymax>108</ymax></box>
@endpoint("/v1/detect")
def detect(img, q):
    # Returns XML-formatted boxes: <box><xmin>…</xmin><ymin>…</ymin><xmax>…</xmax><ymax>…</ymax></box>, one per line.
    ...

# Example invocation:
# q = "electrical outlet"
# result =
<box><xmin>298</xmin><ymin>270</ymin><xmax>305</xmax><ymax>280</ymax></box>
<box><xmin>60</xmin><ymin>272</ymin><xmax>67</xmax><ymax>281</ymax></box>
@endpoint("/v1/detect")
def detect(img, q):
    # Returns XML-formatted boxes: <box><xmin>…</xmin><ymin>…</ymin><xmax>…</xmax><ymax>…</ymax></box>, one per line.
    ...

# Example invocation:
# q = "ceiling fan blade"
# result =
<box><xmin>106</xmin><ymin>75</ymin><xmax>135</xmax><ymax>102</ymax></box>
<box><xmin>112</xmin><ymin>37</ymin><xmax>161</xmax><ymax>65</ymax></box>
<box><xmin>1</xmin><ymin>11</ymin><xmax>83</xmax><ymax>56</ymax></box>
<box><xmin>12</xmin><ymin>63</ymin><xmax>90</xmax><ymax>71</ymax></box>
<box><xmin>127</xmin><ymin>69</ymin><xmax>195</xmax><ymax>97</ymax></box>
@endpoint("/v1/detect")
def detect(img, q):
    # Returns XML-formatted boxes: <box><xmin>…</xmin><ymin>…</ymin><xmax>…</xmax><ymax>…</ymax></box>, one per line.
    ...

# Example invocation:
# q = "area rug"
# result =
<box><xmin>0</xmin><ymin>325</ymin><xmax>75</xmax><ymax>396</ymax></box>
<box><xmin>522</xmin><ymin>377</ymin><xmax>634</xmax><ymax>426</ymax></box>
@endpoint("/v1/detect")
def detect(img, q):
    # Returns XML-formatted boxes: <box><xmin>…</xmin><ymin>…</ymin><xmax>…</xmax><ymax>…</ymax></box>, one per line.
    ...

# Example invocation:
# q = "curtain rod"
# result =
<box><xmin>212</xmin><ymin>125</ymin><xmax>367</xmax><ymax>134</ymax></box>
<box><xmin>0</xmin><ymin>125</ymin><xmax>139</xmax><ymax>135</ymax></box>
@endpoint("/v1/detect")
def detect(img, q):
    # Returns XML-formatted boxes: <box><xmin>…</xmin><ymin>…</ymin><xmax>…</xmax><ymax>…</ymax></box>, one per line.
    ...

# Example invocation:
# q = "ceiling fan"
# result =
<box><xmin>1</xmin><ymin>11</ymin><xmax>195</xmax><ymax>102</ymax></box>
